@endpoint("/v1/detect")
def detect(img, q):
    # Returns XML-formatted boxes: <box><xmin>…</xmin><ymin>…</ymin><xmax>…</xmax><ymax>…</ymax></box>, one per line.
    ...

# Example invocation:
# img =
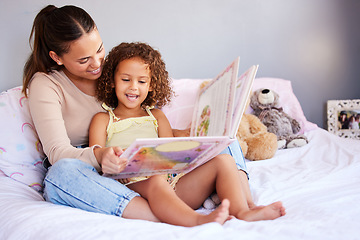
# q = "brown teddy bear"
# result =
<box><xmin>237</xmin><ymin>113</ymin><xmax>278</xmax><ymax>161</ymax></box>
<box><xmin>250</xmin><ymin>88</ymin><xmax>308</xmax><ymax>149</ymax></box>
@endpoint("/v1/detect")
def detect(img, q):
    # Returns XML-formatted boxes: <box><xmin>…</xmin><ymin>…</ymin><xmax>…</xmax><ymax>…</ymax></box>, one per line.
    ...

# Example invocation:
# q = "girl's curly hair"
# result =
<box><xmin>96</xmin><ymin>42</ymin><xmax>173</xmax><ymax>109</ymax></box>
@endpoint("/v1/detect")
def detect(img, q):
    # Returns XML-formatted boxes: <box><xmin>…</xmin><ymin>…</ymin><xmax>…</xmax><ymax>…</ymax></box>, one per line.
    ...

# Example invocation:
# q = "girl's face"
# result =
<box><xmin>53</xmin><ymin>28</ymin><xmax>105</xmax><ymax>82</ymax></box>
<box><xmin>114</xmin><ymin>57</ymin><xmax>152</xmax><ymax>111</ymax></box>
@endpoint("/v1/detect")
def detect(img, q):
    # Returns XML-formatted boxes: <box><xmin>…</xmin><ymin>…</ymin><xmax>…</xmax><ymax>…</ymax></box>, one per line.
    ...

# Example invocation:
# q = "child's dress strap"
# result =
<box><xmin>101</xmin><ymin>103</ymin><xmax>119</xmax><ymax>139</ymax></box>
<box><xmin>102</xmin><ymin>103</ymin><xmax>120</xmax><ymax>120</ymax></box>
<box><xmin>145</xmin><ymin>106</ymin><xmax>158</xmax><ymax>129</ymax></box>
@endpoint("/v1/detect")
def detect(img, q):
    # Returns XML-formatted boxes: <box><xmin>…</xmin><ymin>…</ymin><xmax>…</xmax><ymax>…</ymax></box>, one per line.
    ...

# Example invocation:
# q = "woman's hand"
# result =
<box><xmin>95</xmin><ymin>146</ymin><xmax>128</xmax><ymax>174</ymax></box>
<box><xmin>118</xmin><ymin>178</ymin><xmax>131</xmax><ymax>184</ymax></box>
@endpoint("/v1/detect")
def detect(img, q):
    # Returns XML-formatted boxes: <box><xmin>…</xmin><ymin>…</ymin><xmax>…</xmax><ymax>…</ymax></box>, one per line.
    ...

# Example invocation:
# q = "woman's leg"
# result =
<box><xmin>127</xmin><ymin>175</ymin><xmax>230</xmax><ymax>227</ymax></box>
<box><xmin>175</xmin><ymin>154</ymin><xmax>286</xmax><ymax>221</ymax></box>
<box><xmin>43</xmin><ymin>158</ymin><xmax>158</xmax><ymax>221</ymax></box>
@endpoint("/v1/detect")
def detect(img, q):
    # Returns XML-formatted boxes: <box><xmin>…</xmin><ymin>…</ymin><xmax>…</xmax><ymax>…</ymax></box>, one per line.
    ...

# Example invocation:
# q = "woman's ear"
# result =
<box><xmin>49</xmin><ymin>51</ymin><xmax>63</xmax><ymax>65</ymax></box>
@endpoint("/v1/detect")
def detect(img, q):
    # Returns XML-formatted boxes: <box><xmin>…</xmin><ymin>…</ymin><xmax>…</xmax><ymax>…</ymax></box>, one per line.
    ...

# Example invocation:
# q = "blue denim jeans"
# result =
<box><xmin>43</xmin><ymin>158</ymin><xmax>140</xmax><ymax>216</ymax></box>
<box><xmin>43</xmin><ymin>140</ymin><xmax>247</xmax><ymax>216</ymax></box>
<box><xmin>220</xmin><ymin>140</ymin><xmax>248</xmax><ymax>176</ymax></box>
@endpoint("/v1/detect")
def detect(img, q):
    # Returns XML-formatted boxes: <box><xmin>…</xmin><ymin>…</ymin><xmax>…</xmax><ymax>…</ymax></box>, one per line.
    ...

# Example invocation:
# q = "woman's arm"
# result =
<box><xmin>28</xmin><ymin>73</ymin><xmax>101</xmax><ymax>170</ymax></box>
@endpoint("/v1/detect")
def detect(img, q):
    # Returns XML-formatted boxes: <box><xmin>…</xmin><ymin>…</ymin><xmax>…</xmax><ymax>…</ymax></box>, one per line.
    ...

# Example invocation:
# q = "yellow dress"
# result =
<box><xmin>103</xmin><ymin>104</ymin><xmax>183</xmax><ymax>187</ymax></box>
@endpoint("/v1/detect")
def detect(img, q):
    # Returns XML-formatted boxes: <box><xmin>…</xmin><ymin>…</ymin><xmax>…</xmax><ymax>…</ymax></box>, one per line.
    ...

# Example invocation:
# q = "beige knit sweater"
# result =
<box><xmin>28</xmin><ymin>70</ymin><xmax>105</xmax><ymax>171</ymax></box>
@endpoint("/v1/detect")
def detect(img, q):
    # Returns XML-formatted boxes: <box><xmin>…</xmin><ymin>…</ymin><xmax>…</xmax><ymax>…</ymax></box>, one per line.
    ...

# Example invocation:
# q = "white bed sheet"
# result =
<box><xmin>1</xmin><ymin>127</ymin><xmax>359</xmax><ymax>240</ymax></box>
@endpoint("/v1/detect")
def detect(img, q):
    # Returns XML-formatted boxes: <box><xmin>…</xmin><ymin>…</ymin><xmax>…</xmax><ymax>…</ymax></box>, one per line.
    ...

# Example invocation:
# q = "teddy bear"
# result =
<box><xmin>236</xmin><ymin>113</ymin><xmax>278</xmax><ymax>161</ymax></box>
<box><xmin>250</xmin><ymin>88</ymin><xmax>308</xmax><ymax>149</ymax></box>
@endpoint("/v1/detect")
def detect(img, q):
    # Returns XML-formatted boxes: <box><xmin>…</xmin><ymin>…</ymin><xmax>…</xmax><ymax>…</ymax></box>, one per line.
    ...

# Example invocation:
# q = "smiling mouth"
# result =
<box><xmin>90</xmin><ymin>67</ymin><xmax>101</xmax><ymax>74</ymax></box>
<box><xmin>126</xmin><ymin>94</ymin><xmax>139</xmax><ymax>101</ymax></box>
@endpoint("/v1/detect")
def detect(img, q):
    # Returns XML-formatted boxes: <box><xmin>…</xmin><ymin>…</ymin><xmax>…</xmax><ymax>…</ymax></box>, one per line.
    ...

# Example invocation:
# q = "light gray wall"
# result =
<box><xmin>1</xmin><ymin>0</ymin><xmax>359</xmax><ymax>129</ymax></box>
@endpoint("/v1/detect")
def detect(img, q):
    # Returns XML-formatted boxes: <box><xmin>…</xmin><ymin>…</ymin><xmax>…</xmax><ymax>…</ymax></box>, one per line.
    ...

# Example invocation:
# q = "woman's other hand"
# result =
<box><xmin>118</xmin><ymin>178</ymin><xmax>131</xmax><ymax>184</ymax></box>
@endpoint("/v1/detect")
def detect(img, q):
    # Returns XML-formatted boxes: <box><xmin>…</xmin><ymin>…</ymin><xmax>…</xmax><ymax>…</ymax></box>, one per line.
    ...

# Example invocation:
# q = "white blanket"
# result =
<box><xmin>1</xmin><ymin>128</ymin><xmax>359</xmax><ymax>240</ymax></box>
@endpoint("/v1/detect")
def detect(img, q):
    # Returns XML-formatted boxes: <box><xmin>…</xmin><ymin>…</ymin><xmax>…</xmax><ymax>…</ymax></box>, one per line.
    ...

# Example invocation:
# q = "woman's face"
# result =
<box><xmin>57</xmin><ymin>28</ymin><xmax>105</xmax><ymax>82</ymax></box>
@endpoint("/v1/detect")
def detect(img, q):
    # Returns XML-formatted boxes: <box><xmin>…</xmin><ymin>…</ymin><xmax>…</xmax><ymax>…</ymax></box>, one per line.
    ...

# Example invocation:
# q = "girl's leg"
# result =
<box><xmin>175</xmin><ymin>154</ymin><xmax>286</xmax><ymax>221</ymax></box>
<box><xmin>238</xmin><ymin>169</ymin><xmax>257</xmax><ymax>209</ymax></box>
<box><xmin>122</xmin><ymin>196</ymin><xmax>159</xmax><ymax>221</ymax></box>
<box><xmin>44</xmin><ymin>158</ymin><xmax>158</xmax><ymax>221</ymax></box>
<box><xmin>127</xmin><ymin>175</ymin><xmax>230</xmax><ymax>227</ymax></box>
<box><xmin>220</xmin><ymin>140</ymin><xmax>255</xmax><ymax>208</ymax></box>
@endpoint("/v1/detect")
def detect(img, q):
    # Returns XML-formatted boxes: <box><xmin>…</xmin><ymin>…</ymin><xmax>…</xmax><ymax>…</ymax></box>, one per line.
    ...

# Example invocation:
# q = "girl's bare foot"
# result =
<box><xmin>197</xmin><ymin>199</ymin><xmax>230</xmax><ymax>225</ymax></box>
<box><xmin>237</xmin><ymin>201</ymin><xmax>286</xmax><ymax>221</ymax></box>
<box><xmin>249</xmin><ymin>205</ymin><xmax>265</xmax><ymax>210</ymax></box>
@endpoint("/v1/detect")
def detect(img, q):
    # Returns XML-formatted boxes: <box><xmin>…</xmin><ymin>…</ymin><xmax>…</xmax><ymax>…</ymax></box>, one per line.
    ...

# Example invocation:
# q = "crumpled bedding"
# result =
<box><xmin>1</xmin><ymin>128</ymin><xmax>359</xmax><ymax>240</ymax></box>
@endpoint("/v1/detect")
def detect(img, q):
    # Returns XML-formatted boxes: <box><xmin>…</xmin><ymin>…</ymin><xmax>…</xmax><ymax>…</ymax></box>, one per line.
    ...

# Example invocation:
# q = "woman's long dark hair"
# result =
<box><xmin>22</xmin><ymin>5</ymin><xmax>96</xmax><ymax>96</ymax></box>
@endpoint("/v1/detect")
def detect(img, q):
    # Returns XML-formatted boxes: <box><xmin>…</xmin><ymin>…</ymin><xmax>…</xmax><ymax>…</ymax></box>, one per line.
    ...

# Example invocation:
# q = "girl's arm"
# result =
<box><xmin>88</xmin><ymin>112</ymin><xmax>108</xmax><ymax>148</ymax></box>
<box><xmin>89</xmin><ymin>113</ymin><xmax>128</xmax><ymax>174</ymax></box>
<box><xmin>151</xmin><ymin>109</ymin><xmax>174</xmax><ymax>138</ymax></box>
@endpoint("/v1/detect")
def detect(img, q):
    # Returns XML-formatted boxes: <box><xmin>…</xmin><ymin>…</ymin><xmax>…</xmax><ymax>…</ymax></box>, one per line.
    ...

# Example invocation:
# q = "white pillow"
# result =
<box><xmin>0</xmin><ymin>86</ymin><xmax>46</xmax><ymax>192</ymax></box>
<box><xmin>162</xmin><ymin>78</ymin><xmax>317</xmax><ymax>133</ymax></box>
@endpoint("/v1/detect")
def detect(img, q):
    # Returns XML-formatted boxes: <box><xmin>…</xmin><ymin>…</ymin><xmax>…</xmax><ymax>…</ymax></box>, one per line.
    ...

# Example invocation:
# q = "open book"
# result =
<box><xmin>103</xmin><ymin>57</ymin><xmax>258</xmax><ymax>179</ymax></box>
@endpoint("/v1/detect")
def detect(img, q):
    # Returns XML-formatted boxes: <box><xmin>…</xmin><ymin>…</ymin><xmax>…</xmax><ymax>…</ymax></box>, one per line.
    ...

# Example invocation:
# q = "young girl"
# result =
<box><xmin>89</xmin><ymin>42</ymin><xmax>286</xmax><ymax>226</ymax></box>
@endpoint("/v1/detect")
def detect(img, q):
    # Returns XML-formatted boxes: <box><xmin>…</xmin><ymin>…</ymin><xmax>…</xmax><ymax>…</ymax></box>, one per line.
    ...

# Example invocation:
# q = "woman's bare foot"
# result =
<box><xmin>197</xmin><ymin>199</ymin><xmax>230</xmax><ymax>225</ymax></box>
<box><xmin>237</xmin><ymin>201</ymin><xmax>286</xmax><ymax>221</ymax></box>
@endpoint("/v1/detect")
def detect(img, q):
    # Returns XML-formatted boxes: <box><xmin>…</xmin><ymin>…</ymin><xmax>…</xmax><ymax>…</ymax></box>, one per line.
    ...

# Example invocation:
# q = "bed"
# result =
<box><xmin>1</xmin><ymin>77</ymin><xmax>359</xmax><ymax>240</ymax></box>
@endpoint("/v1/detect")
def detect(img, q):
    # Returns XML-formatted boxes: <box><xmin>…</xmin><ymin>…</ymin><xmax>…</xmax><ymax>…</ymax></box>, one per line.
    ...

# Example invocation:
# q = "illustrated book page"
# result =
<box><xmin>103</xmin><ymin>136</ymin><xmax>231</xmax><ymax>179</ymax></box>
<box><xmin>190</xmin><ymin>58</ymin><xmax>258</xmax><ymax>138</ymax></box>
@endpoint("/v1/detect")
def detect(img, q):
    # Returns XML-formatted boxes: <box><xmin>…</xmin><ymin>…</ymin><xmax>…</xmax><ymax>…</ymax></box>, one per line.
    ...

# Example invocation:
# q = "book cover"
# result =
<box><xmin>230</xmin><ymin>65</ymin><xmax>258</xmax><ymax>137</ymax></box>
<box><xmin>103</xmin><ymin>136</ymin><xmax>231</xmax><ymax>179</ymax></box>
<box><xmin>190</xmin><ymin>57</ymin><xmax>240</xmax><ymax>137</ymax></box>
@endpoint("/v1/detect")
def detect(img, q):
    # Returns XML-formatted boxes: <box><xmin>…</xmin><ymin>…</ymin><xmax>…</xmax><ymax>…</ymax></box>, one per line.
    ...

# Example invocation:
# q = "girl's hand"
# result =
<box><xmin>96</xmin><ymin>146</ymin><xmax>128</xmax><ymax>174</ymax></box>
<box><xmin>172</xmin><ymin>128</ymin><xmax>190</xmax><ymax>137</ymax></box>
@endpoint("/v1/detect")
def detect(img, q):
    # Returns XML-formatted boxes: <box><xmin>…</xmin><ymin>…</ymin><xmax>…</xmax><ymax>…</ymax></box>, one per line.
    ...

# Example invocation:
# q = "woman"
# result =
<box><xmin>23</xmin><ymin>5</ymin><xmax>274</xmax><ymax>222</ymax></box>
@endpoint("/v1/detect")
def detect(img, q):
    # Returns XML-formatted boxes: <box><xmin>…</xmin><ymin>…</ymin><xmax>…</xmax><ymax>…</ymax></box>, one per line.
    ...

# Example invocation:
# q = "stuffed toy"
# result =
<box><xmin>236</xmin><ymin>114</ymin><xmax>278</xmax><ymax>161</ymax></box>
<box><xmin>250</xmin><ymin>88</ymin><xmax>308</xmax><ymax>149</ymax></box>
<box><xmin>203</xmin><ymin>192</ymin><xmax>221</xmax><ymax>209</ymax></box>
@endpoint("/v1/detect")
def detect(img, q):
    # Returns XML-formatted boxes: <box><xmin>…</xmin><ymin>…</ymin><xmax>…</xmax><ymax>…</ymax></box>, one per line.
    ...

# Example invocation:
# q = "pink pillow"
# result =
<box><xmin>162</xmin><ymin>78</ymin><xmax>210</xmax><ymax>130</ymax></box>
